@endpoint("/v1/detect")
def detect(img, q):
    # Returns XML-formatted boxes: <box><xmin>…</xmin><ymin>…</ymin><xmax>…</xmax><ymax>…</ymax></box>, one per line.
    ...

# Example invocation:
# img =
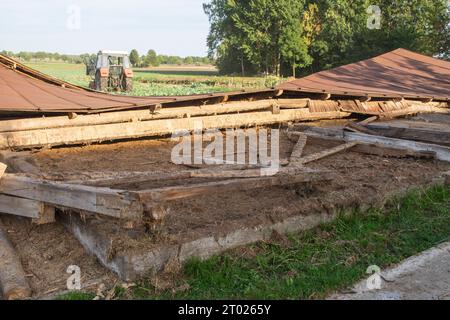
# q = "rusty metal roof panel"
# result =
<box><xmin>279</xmin><ymin>48</ymin><xmax>450</xmax><ymax>100</ymax></box>
<box><xmin>0</xmin><ymin>54</ymin><xmax>276</xmax><ymax>114</ymax></box>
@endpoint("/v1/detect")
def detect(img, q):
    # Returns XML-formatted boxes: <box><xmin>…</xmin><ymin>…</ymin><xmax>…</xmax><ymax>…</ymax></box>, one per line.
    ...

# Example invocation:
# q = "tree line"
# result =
<box><xmin>0</xmin><ymin>50</ymin><xmax>213</xmax><ymax>67</ymax></box>
<box><xmin>0</xmin><ymin>51</ymin><xmax>89</xmax><ymax>64</ymax></box>
<box><xmin>129</xmin><ymin>49</ymin><xmax>212</xmax><ymax>67</ymax></box>
<box><xmin>204</xmin><ymin>0</ymin><xmax>450</xmax><ymax>76</ymax></box>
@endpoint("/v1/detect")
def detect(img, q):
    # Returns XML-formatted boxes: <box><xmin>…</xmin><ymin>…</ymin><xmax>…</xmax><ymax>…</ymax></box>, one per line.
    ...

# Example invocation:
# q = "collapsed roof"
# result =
<box><xmin>279</xmin><ymin>48</ymin><xmax>450</xmax><ymax>100</ymax></box>
<box><xmin>0</xmin><ymin>54</ymin><xmax>271</xmax><ymax>114</ymax></box>
<box><xmin>0</xmin><ymin>48</ymin><xmax>448</xmax><ymax>115</ymax></box>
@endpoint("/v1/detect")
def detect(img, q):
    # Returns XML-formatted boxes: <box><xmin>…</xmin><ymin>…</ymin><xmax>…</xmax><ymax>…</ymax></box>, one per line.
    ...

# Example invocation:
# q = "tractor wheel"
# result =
<box><xmin>123</xmin><ymin>78</ymin><xmax>133</xmax><ymax>92</ymax></box>
<box><xmin>96</xmin><ymin>76</ymin><xmax>108</xmax><ymax>92</ymax></box>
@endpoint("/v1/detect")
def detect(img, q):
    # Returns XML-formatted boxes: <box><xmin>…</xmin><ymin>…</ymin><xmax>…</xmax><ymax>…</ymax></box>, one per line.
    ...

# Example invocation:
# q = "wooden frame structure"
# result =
<box><xmin>0</xmin><ymin>90</ymin><xmax>448</xmax><ymax>226</ymax></box>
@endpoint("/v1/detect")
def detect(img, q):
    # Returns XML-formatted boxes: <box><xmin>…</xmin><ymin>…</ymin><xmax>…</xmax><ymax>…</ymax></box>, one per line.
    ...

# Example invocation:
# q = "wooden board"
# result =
<box><xmin>0</xmin><ymin>162</ymin><xmax>6</xmax><ymax>178</ymax></box>
<box><xmin>0</xmin><ymin>99</ymin><xmax>313</xmax><ymax>133</ymax></box>
<box><xmin>301</xmin><ymin>126</ymin><xmax>450</xmax><ymax>162</ymax></box>
<box><xmin>414</xmin><ymin>113</ymin><xmax>450</xmax><ymax>125</ymax></box>
<box><xmin>300</xmin><ymin>142</ymin><xmax>358</xmax><ymax>164</ymax></box>
<box><xmin>368</xmin><ymin>120</ymin><xmax>450</xmax><ymax>132</ymax></box>
<box><xmin>0</xmin><ymin>194</ymin><xmax>42</xmax><ymax>219</ymax></box>
<box><xmin>134</xmin><ymin>168</ymin><xmax>331</xmax><ymax>204</ymax></box>
<box><xmin>289</xmin><ymin>134</ymin><xmax>307</xmax><ymax>166</ymax></box>
<box><xmin>0</xmin><ymin>194</ymin><xmax>55</xmax><ymax>224</ymax></box>
<box><xmin>366</xmin><ymin>126</ymin><xmax>450</xmax><ymax>146</ymax></box>
<box><xmin>0</xmin><ymin>109</ymin><xmax>351</xmax><ymax>150</ymax></box>
<box><xmin>304</xmin><ymin>135</ymin><xmax>436</xmax><ymax>159</ymax></box>
<box><xmin>0</xmin><ymin>174</ymin><xmax>143</xmax><ymax>219</ymax></box>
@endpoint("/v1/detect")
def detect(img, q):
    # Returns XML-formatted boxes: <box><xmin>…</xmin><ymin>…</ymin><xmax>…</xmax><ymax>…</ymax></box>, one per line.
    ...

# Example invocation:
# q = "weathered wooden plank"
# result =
<box><xmin>0</xmin><ymin>194</ymin><xmax>42</xmax><ymax>219</ymax></box>
<box><xmin>414</xmin><ymin>113</ymin><xmax>450</xmax><ymax>125</ymax></box>
<box><xmin>300</xmin><ymin>142</ymin><xmax>358</xmax><ymax>164</ymax></box>
<box><xmin>0</xmin><ymin>99</ymin><xmax>315</xmax><ymax>133</ymax></box>
<box><xmin>345</xmin><ymin>122</ymin><xmax>379</xmax><ymax>135</ymax></box>
<box><xmin>0</xmin><ymin>100</ymin><xmax>271</xmax><ymax>132</ymax></box>
<box><xmin>368</xmin><ymin>120</ymin><xmax>450</xmax><ymax>132</ymax></box>
<box><xmin>359</xmin><ymin>116</ymin><xmax>379</xmax><ymax>125</ymax></box>
<box><xmin>289</xmin><ymin>134</ymin><xmax>307</xmax><ymax>166</ymax></box>
<box><xmin>0</xmin><ymin>109</ymin><xmax>351</xmax><ymax>150</ymax></box>
<box><xmin>0</xmin><ymin>174</ymin><xmax>143</xmax><ymax>219</ymax></box>
<box><xmin>379</xmin><ymin>105</ymin><xmax>450</xmax><ymax>119</ymax></box>
<box><xmin>0</xmin><ymin>162</ymin><xmax>6</xmax><ymax>178</ymax></box>
<box><xmin>304</xmin><ymin>135</ymin><xmax>436</xmax><ymax>159</ymax></box>
<box><xmin>278</xmin><ymin>99</ymin><xmax>310</xmax><ymax>109</ymax></box>
<box><xmin>134</xmin><ymin>169</ymin><xmax>331</xmax><ymax>204</ymax></box>
<box><xmin>32</xmin><ymin>205</ymin><xmax>56</xmax><ymax>225</ymax></box>
<box><xmin>366</xmin><ymin>124</ymin><xmax>450</xmax><ymax>146</ymax></box>
<box><xmin>300</xmin><ymin>126</ymin><xmax>450</xmax><ymax>162</ymax></box>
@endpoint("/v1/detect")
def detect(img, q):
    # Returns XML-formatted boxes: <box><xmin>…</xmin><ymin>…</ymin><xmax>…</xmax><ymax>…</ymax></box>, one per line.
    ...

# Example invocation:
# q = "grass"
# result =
<box><xmin>60</xmin><ymin>184</ymin><xmax>450</xmax><ymax>300</ymax></box>
<box><xmin>56</xmin><ymin>291</ymin><xmax>96</xmax><ymax>300</ymax></box>
<box><xmin>25</xmin><ymin>62</ymin><xmax>275</xmax><ymax>96</ymax></box>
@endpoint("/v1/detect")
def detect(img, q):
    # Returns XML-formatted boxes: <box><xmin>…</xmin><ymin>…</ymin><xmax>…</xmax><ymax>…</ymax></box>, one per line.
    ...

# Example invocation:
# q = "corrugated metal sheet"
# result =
<box><xmin>0</xmin><ymin>54</ymin><xmax>275</xmax><ymax>114</ymax></box>
<box><xmin>1</xmin><ymin>48</ymin><xmax>449</xmax><ymax>115</ymax></box>
<box><xmin>279</xmin><ymin>48</ymin><xmax>450</xmax><ymax>101</ymax></box>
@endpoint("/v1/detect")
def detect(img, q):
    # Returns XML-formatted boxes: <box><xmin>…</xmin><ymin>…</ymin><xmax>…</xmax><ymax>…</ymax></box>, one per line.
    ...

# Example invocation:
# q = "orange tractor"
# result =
<box><xmin>87</xmin><ymin>50</ymin><xmax>133</xmax><ymax>92</ymax></box>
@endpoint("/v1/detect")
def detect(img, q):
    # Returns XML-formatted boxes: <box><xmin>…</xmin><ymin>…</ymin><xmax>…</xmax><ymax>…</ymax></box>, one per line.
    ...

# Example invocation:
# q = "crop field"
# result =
<box><xmin>25</xmin><ymin>62</ymin><xmax>279</xmax><ymax>96</ymax></box>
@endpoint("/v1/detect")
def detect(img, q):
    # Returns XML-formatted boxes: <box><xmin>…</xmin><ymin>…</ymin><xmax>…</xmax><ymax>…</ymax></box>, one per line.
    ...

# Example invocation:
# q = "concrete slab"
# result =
<box><xmin>59</xmin><ymin>211</ymin><xmax>336</xmax><ymax>281</ymax></box>
<box><xmin>330</xmin><ymin>241</ymin><xmax>450</xmax><ymax>300</ymax></box>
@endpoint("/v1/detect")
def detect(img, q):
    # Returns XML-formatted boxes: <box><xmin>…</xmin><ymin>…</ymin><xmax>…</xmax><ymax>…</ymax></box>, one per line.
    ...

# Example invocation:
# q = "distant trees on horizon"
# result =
<box><xmin>0</xmin><ymin>50</ymin><xmax>213</xmax><ymax>67</ymax></box>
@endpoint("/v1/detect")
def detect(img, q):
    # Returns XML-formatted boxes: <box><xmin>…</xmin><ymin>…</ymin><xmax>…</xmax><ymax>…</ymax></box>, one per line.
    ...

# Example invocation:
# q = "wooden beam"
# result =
<box><xmin>304</xmin><ymin>135</ymin><xmax>436</xmax><ymax>159</ymax></box>
<box><xmin>414</xmin><ymin>113</ymin><xmax>450</xmax><ymax>125</ymax></box>
<box><xmin>0</xmin><ymin>99</ymin><xmax>318</xmax><ymax>133</ymax></box>
<box><xmin>300</xmin><ymin>126</ymin><xmax>450</xmax><ymax>162</ymax></box>
<box><xmin>366</xmin><ymin>122</ymin><xmax>450</xmax><ymax>146</ymax></box>
<box><xmin>345</xmin><ymin>122</ymin><xmax>379</xmax><ymax>135</ymax></box>
<box><xmin>289</xmin><ymin>134</ymin><xmax>307</xmax><ymax>166</ymax></box>
<box><xmin>32</xmin><ymin>204</ymin><xmax>56</xmax><ymax>225</ymax></box>
<box><xmin>0</xmin><ymin>109</ymin><xmax>351</xmax><ymax>150</ymax></box>
<box><xmin>367</xmin><ymin>120</ymin><xmax>450</xmax><ymax>132</ymax></box>
<box><xmin>359</xmin><ymin>116</ymin><xmax>378</xmax><ymax>125</ymax></box>
<box><xmin>0</xmin><ymin>162</ymin><xmax>6</xmax><ymax>178</ymax></box>
<box><xmin>0</xmin><ymin>194</ymin><xmax>54</xmax><ymax>222</ymax></box>
<box><xmin>68</xmin><ymin>166</ymin><xmax>291</xmax><ymax>188</ymax></box>
<box><xmin>0</xmin><ymin>101</ymin><xmax>271</xmax><ymax>132</ymax></box>
<box><xmin>133</xmin><ymin>168</ymin><xmax>331</xmax><ymax>204</ymax></box>
<box><xmin>0</xmin><ymin>174</ymin><xmax>143</xmax><ymax>219</ymax></box>
<box><xmin>300</xmin><ymin>142</ymin><xmax>358</xmax><ymax>164</ymax></box>
<box><xmin>278</xmin><ymin>99</ymin><xmax>310</xmax><ymax>109</ymax></box>
<box><xmin>0</xmin><ymin>194</ymin><xmax>41</xmax><ymax>218</ymax></box>
<box><xmin>379</xmin><ymin>105</ymin><xmax>450</xmax><ymax>119</ymax></box>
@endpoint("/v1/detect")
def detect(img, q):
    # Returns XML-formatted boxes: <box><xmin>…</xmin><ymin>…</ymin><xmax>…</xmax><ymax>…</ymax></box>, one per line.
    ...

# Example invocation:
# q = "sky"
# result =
<box><xmin>0</xmin><ymin>0</ymin><xmax>211</xmax><ymax>57</ymax></box>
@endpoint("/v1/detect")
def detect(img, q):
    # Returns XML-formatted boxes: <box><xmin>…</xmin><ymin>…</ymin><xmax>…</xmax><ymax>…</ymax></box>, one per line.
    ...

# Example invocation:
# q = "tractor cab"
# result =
<box><xmin>88</xmin><ymin>50</ymin><xmax>133</xmax><ymax>92</ymax></box>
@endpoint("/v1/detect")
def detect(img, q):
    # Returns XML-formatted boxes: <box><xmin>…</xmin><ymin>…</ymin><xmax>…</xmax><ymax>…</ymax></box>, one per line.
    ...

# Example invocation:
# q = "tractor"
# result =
<box><xmin>87</xmin><ymin>50</ymin><xmax>133</xmax><ymax>92</ymax></box>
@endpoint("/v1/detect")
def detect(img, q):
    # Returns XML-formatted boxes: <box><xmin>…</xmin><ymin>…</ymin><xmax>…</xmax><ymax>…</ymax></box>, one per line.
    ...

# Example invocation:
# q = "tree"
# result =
<box><xmin>129</xmin><ymin>49</ymin><xmax>140</xmax><ymax>67</ymax></box>
<box><xmin>144</xmin><ymin>49</ymin><xmax>159</xmax><ymax>67</ymax></box>
<box><xmin>204</xmin><ymin>0</ymin><xmax>450</xmax><ymax>75</ymax></box>
<box><xmin>204</xmin><ymin>0</ymin><xmax>312</xmax><ymax>76</ymax></box>
<box><xmin>303</xmin><ymin>0</ymin><xmax>450</xmax><ymax>72</ymax></box>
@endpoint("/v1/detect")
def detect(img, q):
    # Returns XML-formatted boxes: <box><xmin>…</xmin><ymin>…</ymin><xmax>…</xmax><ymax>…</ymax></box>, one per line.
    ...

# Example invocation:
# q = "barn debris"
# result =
<box><xmin>0</xmin><ymin>49</ymin><xmax>449</xmax><ymax>285</ymax></box>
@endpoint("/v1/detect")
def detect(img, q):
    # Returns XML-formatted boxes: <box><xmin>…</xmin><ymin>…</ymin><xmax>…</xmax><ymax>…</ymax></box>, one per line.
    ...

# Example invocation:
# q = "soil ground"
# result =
<box><xmin>2</xmin><ymin>126</ymin><xmax>450</xmax><ymax>298</ymax></box>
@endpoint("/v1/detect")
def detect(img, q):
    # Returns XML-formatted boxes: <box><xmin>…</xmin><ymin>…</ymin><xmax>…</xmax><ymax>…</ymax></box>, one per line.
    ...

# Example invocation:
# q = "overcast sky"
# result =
<box><xmin>0</xmin><ymin>0</ymin><xmax>211</xmax><ymax>56</ymax></box>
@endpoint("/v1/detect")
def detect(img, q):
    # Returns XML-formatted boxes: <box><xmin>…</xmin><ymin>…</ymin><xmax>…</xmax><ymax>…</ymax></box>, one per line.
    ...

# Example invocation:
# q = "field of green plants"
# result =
<box><xmin>26</xmin><ymin>62</ymin><xmax>280</xmax><ymax>96</ymax></box>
